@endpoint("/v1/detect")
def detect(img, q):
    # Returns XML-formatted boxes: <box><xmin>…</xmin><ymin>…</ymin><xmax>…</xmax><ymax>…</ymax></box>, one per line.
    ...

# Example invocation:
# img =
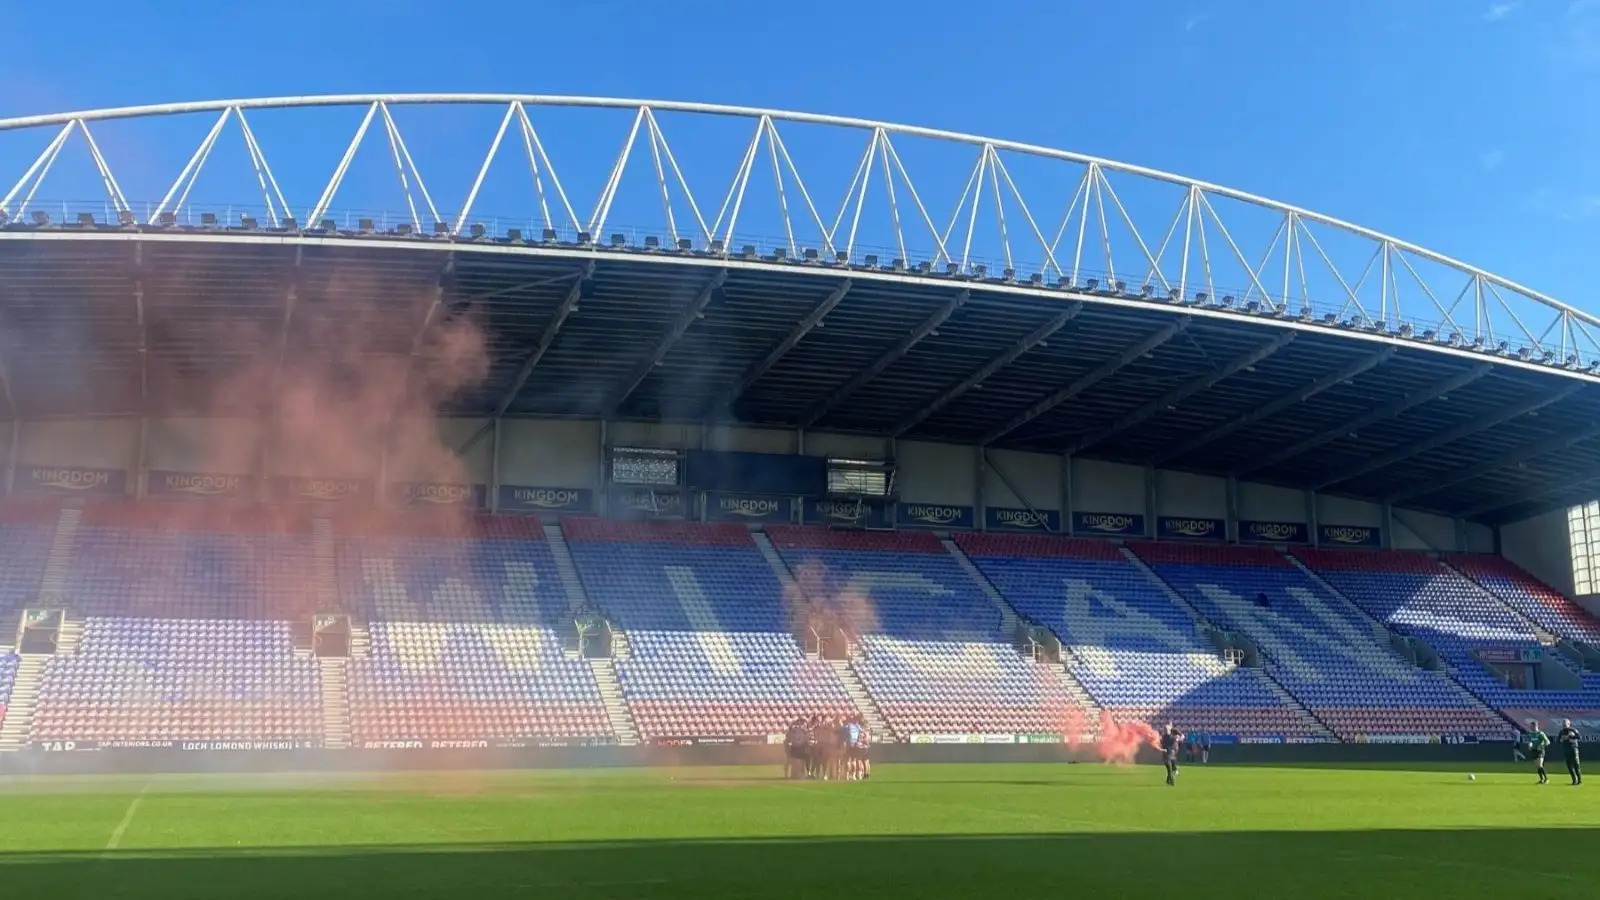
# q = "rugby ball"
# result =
<box><xmin>1467</xmin><ymin>773</ymin><xmax>1476</xmax><ymax>781</ymax></box>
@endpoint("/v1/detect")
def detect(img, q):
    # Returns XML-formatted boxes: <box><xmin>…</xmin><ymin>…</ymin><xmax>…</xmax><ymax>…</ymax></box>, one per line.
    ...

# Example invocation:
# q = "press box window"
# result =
<box><xmin>827</xmin><ymin>458</ymin><xmax>891</xmax><ymax>497</ymax></box>
<box><xmin>610</xmin><ymin>447</ymin><xmax>680</xmax><ymax>486</ymax></box>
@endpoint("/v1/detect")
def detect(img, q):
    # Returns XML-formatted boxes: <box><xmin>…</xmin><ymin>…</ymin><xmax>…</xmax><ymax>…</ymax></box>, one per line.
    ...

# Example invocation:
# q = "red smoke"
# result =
<box><xmin>1091</xmin><ymin>712</ymin><xmax>1162</xmax><ymax>765</ymax></box>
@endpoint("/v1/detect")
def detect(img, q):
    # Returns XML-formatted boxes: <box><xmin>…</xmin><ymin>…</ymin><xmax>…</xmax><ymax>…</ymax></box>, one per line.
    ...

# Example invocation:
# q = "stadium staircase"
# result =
<box><xmin>825</xmin><ymin>656</ymin><xmax>895</xmax><ymax>742</ymax></box>
<box><xmin>1048</xmin><ymin>660</ymin><xmax>1102</xmax><ymax>727</ymax></box>
<box><xmin>1436</xmin><ymin>558</ymin><xmax>1561</xmax><ymax>647</ymax></box>
<box><xmin>0</xmin><ymin>654</ymin><xmax>48</xmax><ymax>750</ymax></box>
<box><xmin>940</xmin><ymin>537</ymin><xmax>1021</xmax><ymax>635</ymax></box>
<box><xmin>587</xmin><ymin>657</ymin><xmax>640</xmax><ymax>745</ymax></box>
<box><xmin>311</xmin><ymin>517</ymin><xmax>340</xmax><ymax>614</ymax></box>
<box><xmin>1284</xmin><ymin>553</ymin><xmax>1419</xmax><ymax>657</ymax></box>
<box><xmin>751</xmin><ymin>530</ymin><xmax>798</xmax><ymax>592</ymax></box>
<box><xmin>543</xmin><ymin>522</ymin><xmax>594</xmax><ymax>618</ymax></box>
<box><xmin>349</xmin><ymin>623</ymin><xmax>371</xmax><ymax>658</ymax></box>
<box><xmin>320</xmin><ymin>657</ymin><xmax>352</xmax><ymax>749</ymax></box>
<box><xmin>37</xmin><ymin>506</ymin><xmax>82</xmax><ymax>606</ymax></box>
<box><xmin>1118</xmin><ymin>546</ymin><xmax>1212</xmax><ymax>630</ymax></box>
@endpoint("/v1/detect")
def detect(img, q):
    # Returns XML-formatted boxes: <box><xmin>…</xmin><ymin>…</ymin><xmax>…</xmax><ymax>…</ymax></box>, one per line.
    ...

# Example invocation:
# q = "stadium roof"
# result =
<box><xmin>0</xmin><ymin>94</ymin><xmax>1598</xmax><ymax>527</ymax></box>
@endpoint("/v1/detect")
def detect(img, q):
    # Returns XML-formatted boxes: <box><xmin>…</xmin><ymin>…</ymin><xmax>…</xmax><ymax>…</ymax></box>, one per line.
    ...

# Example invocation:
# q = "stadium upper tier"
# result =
<box><xmin>0</xmin><ymin>95</ymin><xmax>1599</xmax><ymax>521</ymax></box>
<box><xmin>3</xmin><ymin>505</ymin><xmax>1598</xmax><ymax>749</ymax></box>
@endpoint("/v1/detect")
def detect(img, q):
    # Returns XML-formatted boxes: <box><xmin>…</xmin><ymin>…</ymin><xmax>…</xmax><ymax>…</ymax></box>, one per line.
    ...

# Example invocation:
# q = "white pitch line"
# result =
<box><xmin>104</xmin><ymin>784</ymin><xmax>150</xmax><ymax>852</ymax></box>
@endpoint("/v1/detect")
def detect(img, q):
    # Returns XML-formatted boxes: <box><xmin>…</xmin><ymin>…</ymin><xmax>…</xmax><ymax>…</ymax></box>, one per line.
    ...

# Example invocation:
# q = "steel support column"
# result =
<box><xmin>1314</xmin><ymin>382</ymin><xmax>1585</xmax><ymax>491</ymax></box>
<box><xmin>801</xmin><ymin>289</ymin><xmax>968</xmax><ymax>431</ymax></box>
<box><xmin>981</xmin><ymin>319</ymin><xmax>1189</xmax><ymax>446</ymax></box>
<box><xmin>258</xmin><ymin>246</ymin><xmax>304</xmax><ymax>501</ymax></box>
<box><xmin>1150</xmin><ymin>347</ymin><xmax>1396</xmax><ymax>467</ymax></box>
<box><xmin>1306</xmin><ymin>490</ymin><xmax>1319</xmax><ymax>547</ymax></box>
<box><xmin>490</xmin><ymin>418</ymin><xmax>502</xmax><ymax>513</ymax></box>
<box><xmin>1144</xmin><ymin>467</ymin><xmax>1158</xmax><ymax>539</ymax></box>
<box><xmin>891</xmin><ymin>303</ymin><xmax>1082</xmax><ymax>437</ymax></box>
<box><xmin>1059</xmin><ymin>332</ymin><xmax>1295</xmax><ymax>454</ymax></box>
<box><xmin>1062</xmin><ymin>455</ymin><xmax>1075</xmax><ymax>536</ymax></box>
<box><xmin>1225</xmin><ymin>475</ymin><xmax>1240</xmax><ymax>543</ymax></box>
<box><xmin>974</xmin><ymin>448</ymin><xmax>985</xmax><ymax>531</ymax></box>
<box><xmin>608</xmin><ymin>269</ymin><xmax>728</xmax><ymax>416</ymax></box>
<box><xmin>1233</xmin><ymin>363</ymin><xmax>1493</xmax><ymax>479</ymax></box>
<box><xmin>1381</xmin><ymin>503</ymin><xmax>1395</xmax><ymax>549</ymax></box>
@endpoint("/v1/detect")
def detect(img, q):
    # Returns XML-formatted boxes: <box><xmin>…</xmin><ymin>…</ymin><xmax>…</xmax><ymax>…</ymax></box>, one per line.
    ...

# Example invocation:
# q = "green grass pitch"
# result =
<box><xmin>0</xmin><ymin>761</ymin><xmax>1594</xmax><ymax>898</ymax></box>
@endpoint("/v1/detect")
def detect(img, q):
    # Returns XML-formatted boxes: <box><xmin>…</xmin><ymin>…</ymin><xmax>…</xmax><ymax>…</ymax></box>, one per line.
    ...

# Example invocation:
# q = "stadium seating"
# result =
<box><xmin>0</xmin><ymin>500</ymin><xmax>63</xmax><ymax>622</ymax></box>
<box><xmin>30</xmin><ymin>617</ymin><xmax>323</xmax><ymax>745</ymax></box>
<box><xmin>564</xmin><ymin>519</ymin><xmax>854</xmax><ymax>740</ymax></box>
<box><xmin>0</xmin><ymin>651</ymin><xmax>17</xmax><ymax>717</ymax></box>
<box><xmin>1297</xmin><ymin>548</ymin><xmax>1600</xmax><ymax>717</ymax></box>
<box><xmin>955</xmin><ymin>533</ymin><xmax>1318</xmax><ymax>740</ymax></box>
<box><xmin>1446</xmin><ymin>553</ymin><xmax>1600</xmax><ymax>645</ymax></box>
<box><xmin>66</xmin><ymin>503</ymin><xmax>317</xmax><ymax>619</ymax></box>
<box><xmin>334</xmin><ymin>512</ymin><xmax>570</xmax><ymax>625</ymax></box>
<box><xmin>770</xmin><ymin>527</ymin><xmax>1082</xmax><ymax>738</ymax></box>
<box><xmin>1134</xmin><ymin>543</ymin><xmax>1513</xmax><ymax>741</ymax></box>
<box><xmin>347</xmin><ymin>621</ymin><xmax>612</xmax><ymax>745</ymax></box>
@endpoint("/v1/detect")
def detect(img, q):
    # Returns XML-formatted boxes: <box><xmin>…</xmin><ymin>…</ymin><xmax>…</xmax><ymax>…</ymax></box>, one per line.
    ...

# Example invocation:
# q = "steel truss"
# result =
<box><xmin>0</xmin><ymin>94</ymin><xmax>1594</xmax><ymax>373</ymax></box>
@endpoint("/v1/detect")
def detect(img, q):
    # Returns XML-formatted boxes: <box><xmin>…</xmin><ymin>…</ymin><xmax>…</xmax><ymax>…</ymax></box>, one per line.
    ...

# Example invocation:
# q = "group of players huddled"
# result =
<box><xmin>784</xmin><ymin>714</ymin><xmax>872</xmax><ymax>781</ymax></box>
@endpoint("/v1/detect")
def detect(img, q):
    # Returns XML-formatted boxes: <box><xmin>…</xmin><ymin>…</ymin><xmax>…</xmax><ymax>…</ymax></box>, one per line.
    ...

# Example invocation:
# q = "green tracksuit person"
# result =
<box><xmin>1527</xmin><ymin>728</ymin><xmax>1550</xmax><ymax>784</ymax></box>
<box><xmin>1557</xmin><ymin>720</ymin><xmax>1582</xmax><ymax>786</ymax></box>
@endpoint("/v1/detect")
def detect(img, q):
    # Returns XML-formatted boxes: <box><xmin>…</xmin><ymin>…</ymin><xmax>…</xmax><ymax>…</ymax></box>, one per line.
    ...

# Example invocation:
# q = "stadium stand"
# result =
<box><xmin>1296</xmin><ymin>548</ymin><xmax>1600</xmax><ymax>719</ymax></box>
<box><xmin>0</xmin><ymin>651</ymin><xmax>17</xmax><ymax>717</ymax></box>
<box><xmin>347</xmin><ymin>621</ymin><xmax>613</xmax><ymax>746</ymax></box>
<box><xmin>30</xmin><ymin>617</ymin><xmax>323</xmax><ymax>745</ymax></box>
<box><xmin>334</xmin><ymin>512</ymin><xmax>569</xmax><ymax>625</ymax></box>
<box><xmin>0</xmin><ymin>500</ymin><xmax>62</xmax><ymax>622</ymax></box>
<box><xmin>563</xmin><ymin>519</ymin><xmax>855</xmax><ymax>741</ymax></box>
<box><xmin>768</xmin><ymin>526</ymin><xmax>1084</xmax><ymax>738</ymax></box>
<box><xmin>67</xmin><ymin>503</ymin><xmax>316</xmax><ymax>619</ymax></box>
<box><xmin>955</xmin><ymin>533</ymin><xmax>1320</xmax><ymax>740</ymax></box>
<box><xmin>1445</xmin><ymin>553</ymin><xmax>1600</xmax><ymax>645</ymax></box>
<box><xmin>1132</xmin><ymin>542</ymin><xmax>1514</xmax><ymax>741</ymax></box>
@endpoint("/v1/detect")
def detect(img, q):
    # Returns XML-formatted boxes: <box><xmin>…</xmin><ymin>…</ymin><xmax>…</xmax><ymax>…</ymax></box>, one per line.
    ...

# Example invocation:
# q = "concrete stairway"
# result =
<box><xmin>543</xmin><ymin>522</ymin><xmax>594</xmax><ymax>618</ymax></box>
<box><xmin>826</xmin><ymin>657</ymin><xmax>893</xmax><ymax>742</ymax></box>
<box><xmin>1249</xmin><ymin>667</ymin><xmax>1336</xmax><ymax>740</ymax></box>
<box><xmin>319</xmin><ymin>657</ymin><xmax>351</xmax><ymax>749</ymax></box>
<box><xmin>940</xmin><ymin>537</ymin><xmax>1020</xmax><ymax>635</ymax></box>
<box><xmin>587</xmin><ymin>657</ymin><xmax>640</xmax><ymax>745</ymax></box>
<box><xmin>311</xmin><ymin>517</ymin><xmax>340</xmax><ymax>612</ymax></box>
<box><xmin>37</xmin><ymin>507</ymin><xmax>82</xmax><ymax>605</ymax></box>
<box><xmin>1119</xmin><ymin>546</ymin><xmax>1213</xmax><ymax>631</ymax></box>
<box><xmin>349</xmin><ymin>622</ymin><xmax>371</xmax><ymax>658</ymax></box>
<box><xmin>0</xmin><ymin>655</ymin><xmax>48</xmax><ymax>750</ymax></box>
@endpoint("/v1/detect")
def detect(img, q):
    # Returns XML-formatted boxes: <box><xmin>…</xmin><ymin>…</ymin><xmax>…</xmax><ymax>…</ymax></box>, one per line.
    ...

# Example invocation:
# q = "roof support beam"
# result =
<box><xmin>713</xmin><ymin>278</ymin><xmax>852</xmax><ymax>416</ymax></box>
<box><xmin>1461</xmin><ymin>469</ymin><xmax>1600</xmax><ymax>521</ymax></box>
<box><xmin>493</xmin><ymin>260</ymin><xmax>595</xmax><ymax>420</ymax></box>
<box><xmin>1060</xmin><ymin>332</ymin><xmax>1296</xmax><ymax>456</ymax></box>
<box><xmin>1148</xmin><ymin>346</ymin><xmax>1396</xmax><ymax>467</ymax></box>
<box><xmin>891</xmin><ymin>302</ymin><xmax>1082</xmax><ymax>438</ymax></box>
<box><xmin>1388</xmin><ymin>418</ymin><xmax>1600</xmax><ymax>505</ymax></box>
<box><xmin>1231</xmin><ymin>362</ymin><xmax>1494</xmax><ymax>479</ymax></box>
<box><xmin>0</xmin><ymin>286</ymin><xmax>18</xmax><ymax>420</ymax></box>
<box><xmin>606</xmin><ymin>268</ymin><xmax>728</xmax><ymax>416</ymax></box>
<box><xmin>800</xmin><ymin>289</ymin><xmax>968</xmax><ymax>431</ymax></box>
<box><xmin>1315</xmin><ymin>381</ymin><xmax>1586</xmax><ymax>491</ymax></box>
<box><xmin>132</xmin><ymin>242</ymin><xmax>148</xmax><ymax>413</ymax></box>
<box><xmin>979</xmin><ymin>318</ymin><xmax>1189</xmax><ymax>447</ymax></box>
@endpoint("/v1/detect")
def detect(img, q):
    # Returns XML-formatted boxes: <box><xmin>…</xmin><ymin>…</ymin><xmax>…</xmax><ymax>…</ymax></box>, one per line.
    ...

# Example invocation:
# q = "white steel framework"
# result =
<box><xmin>0</xmin><ymin>93</ymin><xmax>1594</xmax><ymax>371</ymax></box>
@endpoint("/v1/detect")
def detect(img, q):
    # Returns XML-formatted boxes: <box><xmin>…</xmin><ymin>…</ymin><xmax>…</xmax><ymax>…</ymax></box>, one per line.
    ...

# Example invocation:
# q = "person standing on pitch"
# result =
<box><xmin>1557</xmin><ymin>719</ymin><xmax>1583</xmax><ymax>786</ymax></box>
<box><xmin>1160</xmin><ymin>723</ymin><xmax>1184</xmax><ymax>786</ymax></box>
<box><xmin>1526</xmin><ymin>723</ymin><xmax>1551</xmax><ymax>784</ymax></box>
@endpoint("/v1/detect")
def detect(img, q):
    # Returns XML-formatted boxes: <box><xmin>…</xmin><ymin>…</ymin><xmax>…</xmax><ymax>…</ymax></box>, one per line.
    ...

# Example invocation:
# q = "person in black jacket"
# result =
<box><xmin>1160</xmin><ymin>723</ymin><xmax>1185</xmax><ymax>786</ymax></box>
<box><xmin>1557</xmin><ymin>719</ymin><xmax>1583</xmax><ymax>786</ymax></box>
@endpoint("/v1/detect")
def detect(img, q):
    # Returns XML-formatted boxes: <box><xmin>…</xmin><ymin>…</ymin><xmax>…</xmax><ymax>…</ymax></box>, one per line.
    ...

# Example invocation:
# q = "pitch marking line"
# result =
<box><xmin>104</xmin><ymin>784</ymin><xmax>151</xmax><ymax>853</ymax></box>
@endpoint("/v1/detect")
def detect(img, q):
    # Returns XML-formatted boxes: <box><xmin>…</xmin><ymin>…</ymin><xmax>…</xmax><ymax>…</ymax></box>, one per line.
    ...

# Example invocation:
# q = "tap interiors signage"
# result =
<box><xmin>1239</xmin><ymin>520</ymin><xmax>1309</xmax><ymax>544</ymax></box>
<box><xmin>389</xmin><ymin>481</ymin><xmax>487</xmax><ymax>510</ymax></box>
<box><xmin>1156</xmin><ymin>516</ymin><xmax>1225</xmax><ymax>541</ymax></box>
<box><xmin>804</xmin><ymin>498</ymin><xmax>891</xmax><ymax>529</ymax></box>
<box><xmin>1318</xmin><ymin>524</ymin><xmax>1381</xmax><ymax>548</ymax></box>
<box><xmin>895</xmin><ymin>503</ymin><xmax>974</xmax><ymax>530</ymax></box>
<box><xmin>496</xmin><ymin>485</ymin><xmax>594</xmax><ymax>514</ymax></box>
<box><xmin>15</xmin><ymin>465</ymin><xmax>126</xmax><ymax>496</ymax></box>
<box><xmin>269</xmin><ymin>476</ymin><xmax>372</xmax><ymax>505</ymax></box>
<box><xmin>146</xmin><ymin>470</ymin><xmax>253</xmax><ymax>501</ymax></box>
<box><xmin>1071</xmin><ymin>511</ymin><xmax>1145</xmax><ymax>536</ymax></box>
<box><xmin>705</xmin><ymin>492</ymin><xmax>793</xmax><ymax>524</ymax></box>
<box><xmin>984</xmin><ymin>507</ymin><xmax>1062</xmax><ymax>533</ymax></box>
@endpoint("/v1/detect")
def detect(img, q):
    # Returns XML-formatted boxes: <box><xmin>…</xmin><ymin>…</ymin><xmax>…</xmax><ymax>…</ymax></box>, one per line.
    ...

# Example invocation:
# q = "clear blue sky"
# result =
<box><xmin>1</xmin><ymin>0</ymin><xmax>1596</xmax><ymax>314</ymax></box>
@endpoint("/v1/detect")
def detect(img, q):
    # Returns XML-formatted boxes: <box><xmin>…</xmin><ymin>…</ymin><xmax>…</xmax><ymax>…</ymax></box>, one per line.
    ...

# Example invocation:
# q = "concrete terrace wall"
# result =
<box><xmin>0</xmin><ymin>416</ymin><xmax>1492</xmax><ymax>557</ymax></box>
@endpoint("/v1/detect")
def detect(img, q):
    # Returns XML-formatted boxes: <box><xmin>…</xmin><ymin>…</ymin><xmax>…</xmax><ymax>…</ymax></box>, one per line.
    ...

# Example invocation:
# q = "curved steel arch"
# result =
<box><xmin>0</xmin><ymin>93</ymin><xmax>1595</xmax><ymax>365</ymax></box>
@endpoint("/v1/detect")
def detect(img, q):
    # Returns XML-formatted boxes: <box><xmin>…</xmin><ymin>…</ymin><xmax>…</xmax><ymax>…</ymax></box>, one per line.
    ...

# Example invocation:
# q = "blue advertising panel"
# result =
<box><xmin>1317</xmin><ymin>524</ymin><xmax>1382</xmax><ymax>548</ymax></box>
<box><xmin>984</xmin><ymin>507</ymin><xmax>1063</xmax><ymax>533</ymax></box>
<box><xmin>1239</xmin><ymin>520</ymin><xmax>1310</xmax><ymax>544</ymax></box>
<box><xmin>14</xmin><ymin>465</ymin><xmax>127</xmax><ymax>496</ymax></box>
<box><xmin>388</xmin><ymin>481</ymin><xmax>488</xmax><ymax>510</ymax></box>
<box><xmin>608</xmin><ymin>487</ymin><xmax>688</xmax><ymax>519</ymax></box>
<box><xmin>268</xmin><ymin>475</ymin><xmax>372</xmax><ymax>505</ymax></box>
<box><xmin>1072</xmin><ymin>510</ymin><xmax>1146</xmax><ymax>536</ymax></box>
<box><xmin>804</xmin><ymin>497</ymin><xmax>891</xmax><ymax>529</ymax></box>
<box><xmin>145</xmin><ymin>470</ymin><xmax>254</xmax><ymax>501</ymax></box>
<box><xmin>896</xmin><ymin>502</ymin><xmax>975</xmax><ymax>530</ymax></box>
<box><xmin>495</xmin><ymin>485</ymin><xmax>594</xmax><ymax>515</ymax></box>
<box><xmin>704</xmin><ymin>492</ymin><xmax>794</xmax><ymax>524</ymax></box>
<box><xmin>1156</xmin><ymin>516</ymin><xmax>1226</xmax><ymax>541</ymax></box>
